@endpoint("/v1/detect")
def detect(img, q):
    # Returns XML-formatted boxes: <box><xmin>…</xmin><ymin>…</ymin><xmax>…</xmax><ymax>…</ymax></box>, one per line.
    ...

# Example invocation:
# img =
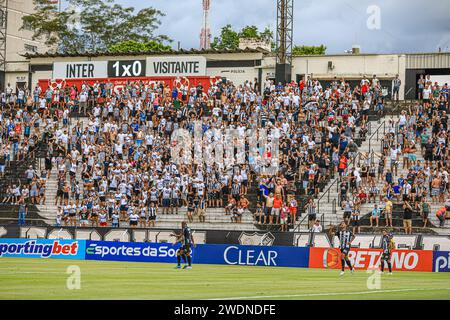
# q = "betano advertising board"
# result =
<box><xmin>309</xmin><ymin>247</ymin><xmax>433</xmax><ymax>272</ymax></box>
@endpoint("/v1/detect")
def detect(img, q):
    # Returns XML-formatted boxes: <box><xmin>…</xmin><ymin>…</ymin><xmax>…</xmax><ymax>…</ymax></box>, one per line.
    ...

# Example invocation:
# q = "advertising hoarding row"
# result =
<box><xmin>39</xmin><ymin>76</ymin><xmax>222</xmax><ymax>94</ymax></box>
<box><xmin>0</xmin><ymin>238</ymin><xmax>448</xmax><ymax>272</ymax></box>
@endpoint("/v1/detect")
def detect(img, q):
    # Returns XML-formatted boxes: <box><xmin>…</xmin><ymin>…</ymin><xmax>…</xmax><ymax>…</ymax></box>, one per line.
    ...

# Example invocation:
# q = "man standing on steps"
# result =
<box><xmin>392</xmin><ymin>74</ymin><xmax>401</xmax><ymax>102</ymax></box>
<box><xmin>403</xmin><ymin>200</ymin><xmax>413</xmax><ymax>234</ymax></box>
<box><xmin>384</xmin><ymin>198</ymin><xmax>393</xmax><ymax>227</ymax></box>
<box><xmin>306</xmin><ymin>198</ymin><xmax>317</xmax><ymax>229</ymax></box>
<box><xmin>420</xmin><ymin>199</ymin><xmax>431</xmax><ymax>228</ymax></box>
<box><xmin>17</xmin><ymin>196</ymin><xmax>28</xmax><ymax>226</ymax></box>
<box><xmin>197</xmin><ymin>196</ymin><xmax>207</xmax><ymax>223</ymax></box>
<box><xmin>389</xmin><ymin>144</ymin><xmax>401</xmax><ymax>177</ymax></box>
<box><xmin>342</xmin><ymin>198</ymin><xmax>353</xmax><ymax>225</ymax></box>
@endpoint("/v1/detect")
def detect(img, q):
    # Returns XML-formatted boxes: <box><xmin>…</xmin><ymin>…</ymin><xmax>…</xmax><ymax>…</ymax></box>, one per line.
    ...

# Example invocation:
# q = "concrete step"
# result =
<box><xmin>113</xmin><ymin>221</ymin><xmax>258</xmax><ymax>231</ymax></box>
<box><xmin>151</xmin><ymin>214</ymin><xmax>254</xmax><ymax>223</ymax></box>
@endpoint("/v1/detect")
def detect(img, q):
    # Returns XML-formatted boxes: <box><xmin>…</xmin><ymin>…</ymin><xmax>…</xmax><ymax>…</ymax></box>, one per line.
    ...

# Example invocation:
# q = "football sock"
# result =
<box><xmin>341</xmin><ymin>259</ymin><xmax>345</xmax><ymax>272</ymax></box>
<box><xmin>381</xmin><ymin>261</ymin><xmax>384</xmax><ymax>272</ymax></box>
<box><xmin>177</xmin><ymin>255</ymin><xmax>181</xmax><ymax>266</ymax></box>
<box><xmin>187</xmin><ymin>255</ymin><xmax>192</xmax><ymax>266</ymax></box>
<box><xmin>345</xmin><ymin>258</ymin><xmax>353</xmax><ymax>271</ymax></box>
<box><xmin>388</xmin><ymin>262</ymin><xmax>392</xmax><ymax>273</ymax></box>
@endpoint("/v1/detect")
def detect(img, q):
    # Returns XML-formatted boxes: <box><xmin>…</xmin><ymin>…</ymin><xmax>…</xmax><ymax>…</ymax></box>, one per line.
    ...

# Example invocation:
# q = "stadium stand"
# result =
<box><xmin>0</xmin><ymin>76</ymin><xmax>449</xmax><ymax>235</ymax></box>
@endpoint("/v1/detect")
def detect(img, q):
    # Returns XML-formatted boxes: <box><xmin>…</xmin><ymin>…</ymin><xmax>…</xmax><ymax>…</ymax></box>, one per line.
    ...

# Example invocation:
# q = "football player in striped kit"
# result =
<box><xmin>172</xmin><ymin>221</ymin><xmax>196</xmax><ymax>269</ymax></box>
<box><xmin>380</xmin><ymin>230</ymin><xmax>394</xmax><ymax>275</ymax></box>
<box><xmin>332</xmin><ymin>222</ymin><xmax>355</xmax><ymax>276</ymax></box>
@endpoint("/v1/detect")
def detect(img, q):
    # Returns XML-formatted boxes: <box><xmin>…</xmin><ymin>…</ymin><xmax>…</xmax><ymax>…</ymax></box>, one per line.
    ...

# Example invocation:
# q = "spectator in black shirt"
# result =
<box><xmin>424</xmin><ymin>138</ymin><xmax>434</xmax><ymax>162</ymax></box>
<box><xmin>403</xmin><ymin>200</ymin><xmax>413</xmax><ymax>234</ymax></box>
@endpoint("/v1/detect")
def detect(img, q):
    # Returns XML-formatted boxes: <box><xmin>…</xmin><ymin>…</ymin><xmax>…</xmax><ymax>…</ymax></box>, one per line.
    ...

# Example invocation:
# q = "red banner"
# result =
<box><xmin>38</xmin><ymin>76</ymin><xmax>222</xmax><ymax>94</ymax></box>
<box><xmin>309</xmin><ymin>247</ymin><xmax>433</xmax><ymax>272</ymax></box>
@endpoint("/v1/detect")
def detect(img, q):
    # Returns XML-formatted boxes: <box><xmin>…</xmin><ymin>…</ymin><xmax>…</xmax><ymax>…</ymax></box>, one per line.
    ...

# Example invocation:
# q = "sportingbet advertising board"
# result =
<box><xmin>0</xmin><ymin>238</ymin><xmax>85</xmax><ymax>260</ymax></box>
<box><xmin>433</xmin><ymin>251</ymin><xmax>450</xmax><ymax>272</ymax></box>
<box><xmin>309</xmin><ymin>247</ymin><xmax>433</xmax><ymax>272</ymax></box>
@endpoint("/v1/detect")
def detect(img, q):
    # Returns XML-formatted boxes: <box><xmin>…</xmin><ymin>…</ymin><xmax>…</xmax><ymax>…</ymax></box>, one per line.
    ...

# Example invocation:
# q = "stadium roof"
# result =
<box><xmin>24</xmin><ymin>47</ymin><xmax>268</xmax><ymax>59</ymax></box>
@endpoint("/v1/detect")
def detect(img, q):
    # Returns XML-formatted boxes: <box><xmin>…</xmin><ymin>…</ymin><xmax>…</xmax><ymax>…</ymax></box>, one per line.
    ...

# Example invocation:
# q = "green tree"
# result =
<box><xmin>22</xmin><ymin>0</ymin><xmax>171</xmax><ymax>53</ymax></box>
<box><xmin>212</xmin><ymin>24</ymin><xmax>274</xmax><ymax>50</ymax></box>
<box><xmin>292</xmin><ymin>44</ymin><xmax>327</xmax><ymax>55</ymax></box>
<box><xmin>108</xmin><ymin>40</ymin><xmax>172</xmax><ymax>54</ymax></box>
<box><xmin>239</xmin><ymin>25</ymin><xmax>259</xmax><ymax>39</ymax></box>
<box><xmin>239</xmin><ymin>25</ymin><xmax>273</xmax><ymax>43</ymax></box>
<box><xmin>259</xmin><ymin>27</ymin><xmax>274</xmax><ymax>43</ymax></box>
<box><xmin>211</xmin><ymin>24</ymin><xmax>239</xmax><ymax>50</ymax></box>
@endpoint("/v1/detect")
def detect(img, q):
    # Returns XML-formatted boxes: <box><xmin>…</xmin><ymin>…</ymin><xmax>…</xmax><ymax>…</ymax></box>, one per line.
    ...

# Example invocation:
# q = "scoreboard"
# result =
<box><xmin>52</xmin><ymin>56</ymin><xmax>207</xmax><ymax>79</ymax></box>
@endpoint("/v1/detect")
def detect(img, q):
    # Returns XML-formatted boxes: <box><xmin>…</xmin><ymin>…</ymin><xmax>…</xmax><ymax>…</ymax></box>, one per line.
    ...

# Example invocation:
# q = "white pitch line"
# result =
<box><xmin>209</xmin><ymin>288</ymin><xmax>450</xmax><ymax>300</ymax></box>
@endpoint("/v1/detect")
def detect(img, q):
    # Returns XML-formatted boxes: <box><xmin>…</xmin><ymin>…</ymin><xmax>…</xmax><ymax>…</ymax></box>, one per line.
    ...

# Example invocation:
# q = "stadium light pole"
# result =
<box><xmin>275</xmin><ymin>0</ymin><xmax>294</xmax><ymax>85</ymax></box>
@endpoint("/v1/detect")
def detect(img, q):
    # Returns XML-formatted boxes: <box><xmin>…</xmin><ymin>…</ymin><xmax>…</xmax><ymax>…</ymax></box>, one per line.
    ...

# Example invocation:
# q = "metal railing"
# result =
<box><xmin>367</xmin><ymin>121</ymin><xmax>386</xmax><ymax>155</ymax></box>
<box><xmin>316</xmin><ymin>177</ymin><xmax>339</xmax><ymax>216</ymax></box>
<box><xmin>293</xmin><ymin>213</ymin><xmax>310</xmax><ymax>232</ymax></box>
<box><xmin>404</xmin><ymin>87</ymin><xmax>414</xmax><ymax>101</ymax></box>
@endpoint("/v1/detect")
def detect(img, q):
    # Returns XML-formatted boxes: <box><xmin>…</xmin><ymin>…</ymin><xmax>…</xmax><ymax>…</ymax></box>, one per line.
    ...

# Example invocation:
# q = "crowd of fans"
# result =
<box><xmin>0</xmin><ymin>74</ymin><xmax>449</xmax><ymax>232</ymax></box>
<box><xmin>337</xmin><ymin>77</ymin><xmax>450</xmax><ymax>233</ymax></box>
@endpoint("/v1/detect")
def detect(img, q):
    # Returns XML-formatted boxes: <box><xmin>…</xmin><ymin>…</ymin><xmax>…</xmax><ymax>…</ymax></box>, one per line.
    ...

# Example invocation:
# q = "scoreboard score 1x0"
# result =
<box><xmin>107</xmin><ymin>60</ymin><xmax>146</xmax><ymax>78</ymax></box>
<box><xmin>52</xmin><ymin>56</ymin><xmax>207</xmax><ymax>79</ymax></box>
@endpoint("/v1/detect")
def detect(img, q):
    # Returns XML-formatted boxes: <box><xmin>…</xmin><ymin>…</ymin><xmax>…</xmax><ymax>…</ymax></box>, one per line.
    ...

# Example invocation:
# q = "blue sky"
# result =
<box><xmin>63</xmin><ymin>0</ymin><xmax>450</xmax><ymax>54</ymax></box>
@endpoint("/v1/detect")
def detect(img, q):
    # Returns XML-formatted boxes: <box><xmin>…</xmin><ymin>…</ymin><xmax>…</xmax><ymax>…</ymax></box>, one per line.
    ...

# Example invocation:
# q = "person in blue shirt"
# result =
<box><xmin>259</xmin><ymin>179</ymin><xmax>269</xmax><ymax>202</ymax></box>
<box><xmin>339</xmin><ymin>138</ymin><xmax>349</xmax><ymax>155</ymax></box>
<box><xmin>385</xmin><ymin>169</ymin><xmax>393</xmax><ymax>185</ymax></box>
<box><xmin>133</xmin><ymin>149</ymin><xmax>141</xmax><ymax>162</ymax></box>
<box><xmin>130</xmin><ymin>120</ymin><xmax>139</xmax><ymax>132</ymax></box>
<box><xmin>370</xmin><ymin>204</ymin><xmax>381</xmax><ymax>227</ymax></box>
<box><xmin>7</xmin><ymin>122</ymin><xmax>14</xmax><ymax>135</ymax></box>
<box><xmin>412</xmin><ymin>160</ymin><xmax>424</xmax><ymax>172</ymax></box>
<box><xmin>398</xmin><ymin>175</ymin><xmax>405</xmax><ymax>188</ymax></box>
<box><xmin>392</xmin><ymin>183</ymin><xmax>402</xmax><ymax>201</ymax></box>
<box><xmin>139</xmin><ymin>110</ymin><xmax>146</xmax><ymax>124</ymax></box>
<box><xmin>172</xmin><ymin>87</ymin><xmax>178</xmax><ymax>100</ymax></box>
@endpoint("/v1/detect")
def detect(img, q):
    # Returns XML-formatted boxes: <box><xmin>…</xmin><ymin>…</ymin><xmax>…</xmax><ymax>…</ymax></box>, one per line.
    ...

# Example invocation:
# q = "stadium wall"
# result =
<box><xmin>1</xmin><ymin>237</ymin><xmax>449</xmax><ymax>272</ymax></box>
<box><xmin>2</xmin><ymin>226</ymin><xmax>450</xmax><ymax>251</ymax></box>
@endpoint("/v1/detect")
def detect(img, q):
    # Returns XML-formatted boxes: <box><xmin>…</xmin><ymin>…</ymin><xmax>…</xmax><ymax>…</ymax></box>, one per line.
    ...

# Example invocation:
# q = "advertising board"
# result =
<box><xmin>433</xmin><ymin>251</ymin><xmax>450</xmax><ymax>272</ymax></box>
<box><xmin>0</xmin><ymin>238</ymin><xmax>86</xmax><ymax>260</ymax></box>
<box><xmin>309</xmin><ymin>247</ymin><xmax>433</xmax><ymax>272</ymax></box>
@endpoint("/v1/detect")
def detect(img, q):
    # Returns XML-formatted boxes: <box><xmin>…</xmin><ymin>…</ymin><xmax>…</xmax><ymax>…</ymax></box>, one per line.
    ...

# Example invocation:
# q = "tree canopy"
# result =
<box><xmin>107</xmin><ymin>40</ymin><xmax>172</xmax><ymax>54</ymax></box>
<box><xmin>211</xmin><ymin>25</ymin><xmax>273</xmax><ymax>50</ymax></box>
<box><xmin>292</xmin><ymin>45</ymin><xmax>327</xmax><ymax>55</ymax></box>
<box><xmin>22</xmin><ymin>0</ymin><xmax>171</xmax><ymax>54</ymax></box>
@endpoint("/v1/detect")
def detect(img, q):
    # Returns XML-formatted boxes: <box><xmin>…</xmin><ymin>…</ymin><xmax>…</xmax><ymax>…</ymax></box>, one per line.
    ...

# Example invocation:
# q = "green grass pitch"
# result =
<box><xmin>1</xmin><ymin>258</ymin><xmax>450</xmax><ymax>300</ymax></box>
